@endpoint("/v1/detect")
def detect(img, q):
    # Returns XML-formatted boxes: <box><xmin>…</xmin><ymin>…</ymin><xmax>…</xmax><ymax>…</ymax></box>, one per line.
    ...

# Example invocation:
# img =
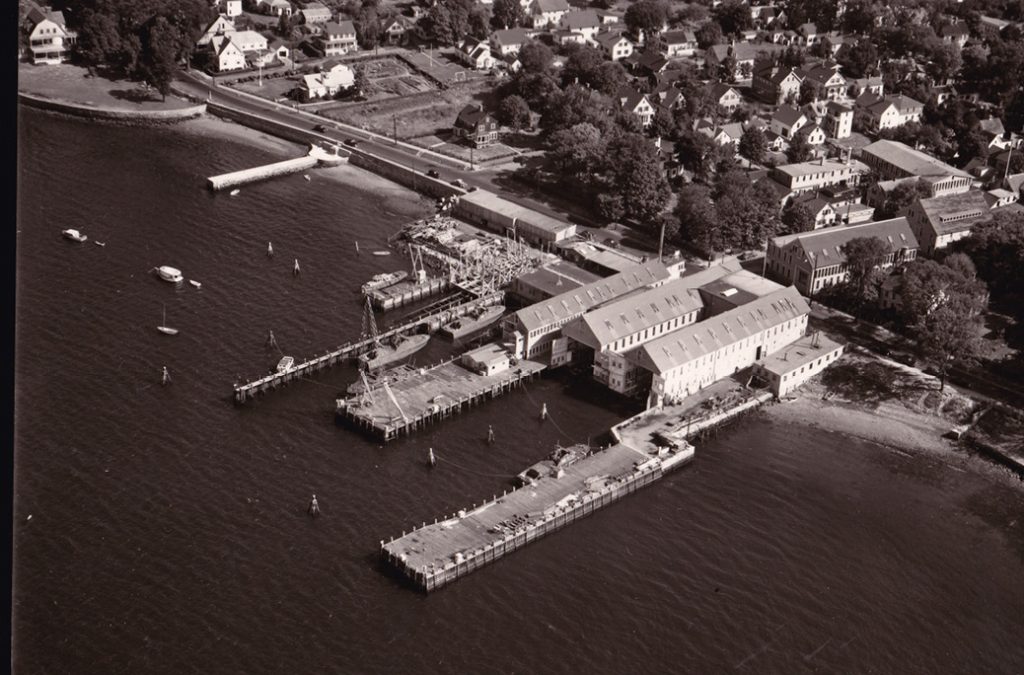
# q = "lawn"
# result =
<box><xmin>18</xmin><ymin>63</ymin><xmax>194</xmax><ymax>110</ymax></box>
<box><xmin>321</xmin><ymin>79</ymin><xmax>495</xmax><ymax>139</ymax></box>
<box><xmin>230</xmin><ymin>74</ymin><xmax>299</xmax><ymax>102</ymax></box>
<box><xmin>409</xmin><ymin>133</ymin><xmax>520</xmax><ymax>163</ymax></box>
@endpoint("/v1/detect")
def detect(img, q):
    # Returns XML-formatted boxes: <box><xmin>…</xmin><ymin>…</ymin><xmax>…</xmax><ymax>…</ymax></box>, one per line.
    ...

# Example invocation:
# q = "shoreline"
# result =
<box><xmin>18</xmin><ymin>91</ymin><xmax>206</xmax><ymax>123</ymax></box>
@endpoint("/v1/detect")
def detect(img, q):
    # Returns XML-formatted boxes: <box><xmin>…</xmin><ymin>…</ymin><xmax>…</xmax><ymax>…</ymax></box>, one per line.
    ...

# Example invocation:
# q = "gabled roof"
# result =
<box><xmin>708</xmin><ymin>42</ymin><xmax>785</xmax><ymax>62</ymax></box>
<box><xmin>324</xmin><ymin>20</ymin><xmax>356</xmax><ymax>35</ymax></box>
<box><xmin>773</xmin><ymin>104</ymin><xmax>805</xmax><ymax>127</ymax></box>
<box><xmin>978</xmin><ymin>117</ymin><xmax>1005</xmax><ymax>136</ymax></box>
<box><xmin>514</xmin><ymin>260</ymin><xmax>671</xmax><ymax>332</ymax></box>
<box><xmin>628</xmin><ymin>286</ymin><xmax>810</xmax><ymax>374</ymax></box>
<box><xmin>826</xmin><ymin>101</ymin><xmax>852</xmax><ymax>114</ymax></box>
<box><xmin>560</xmin><ymin>9</ymin><xmax>601</xmax><ymax>30</ymax></box>
<box><xmin>799</xmin><ymin>22</ymin><xmax>817</xmax><ymax>35</ymax></box>
<box><xmin>914</xmin><ymin>190</ymin><xmax>992</xmax><ymax>236</ymax></box>
<box><xmin>662</xmin><ymin>29</ymin><xmax>696</xmax><ymax>44</ymax></box>
<box><xmin>770</xmin><ymin>66</ymin><xmax>802</xmax><ymax>85</ymax></box>
<box><xmin>492</xmin><ymin>28</ymin><xmax>530</xmax><ymax>46</ymax></box>
<box><xmin>215</xmin><ymin>36</ymin><xmax>242</xmax><ymax>56</ymax></box>
<box><xmin>28</xmin><ymin>7</ymin><xmax>66</xmax><ymax>28</ymax></box>
<box><xmin>594</xmin><ymin>30</ymin><xmax>629</xmax><ymax>48</ymax></box>
<box><xmin>772</xmin><ymin>217</ymin><xmax>919</xmax><ymax>270</ymax></box>
<box><xmin>709</xmin><ymin>82</ymin><xmax>739</xmax><ymax>100</ymax></box>
<box><xmin>454</xmin><ymin>104</ymin><xmax>491</xmax><ymax>130</ymax></box>
<box><xmin>533</xmin><ymin>0</ymin><xmax>570</xmax><ymax>13</ymax></box>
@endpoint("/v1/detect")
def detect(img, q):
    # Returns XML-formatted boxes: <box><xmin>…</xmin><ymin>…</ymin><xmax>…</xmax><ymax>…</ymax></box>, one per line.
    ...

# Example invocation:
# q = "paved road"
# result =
<box><xmin>174</xmin><ymin>71</ymin><xmax>637</xmax><ymax>245</ymax></box>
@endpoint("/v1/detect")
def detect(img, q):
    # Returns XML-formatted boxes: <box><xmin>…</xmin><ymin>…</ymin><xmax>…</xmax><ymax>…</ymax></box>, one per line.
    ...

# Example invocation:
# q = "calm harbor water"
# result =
<box><xmin>14</xmin><ymin>107</ymin><xmax>1024</xmax><ymax>674</ymax></box>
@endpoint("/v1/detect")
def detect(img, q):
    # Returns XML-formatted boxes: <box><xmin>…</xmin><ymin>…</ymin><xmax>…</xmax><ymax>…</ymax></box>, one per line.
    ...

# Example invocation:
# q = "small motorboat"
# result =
<box><xmin>303</xmin><ymin>175</ymin><xmax>311</xmax><ymax>181</ymax></box>
<box><xmin>156</xmin><ymin>266</ymin><xmax>184</xmax><ymax>283</ymax></box>
<box><xmin>94</xmin><ymin>241</ymin><xmax>106</xmax><ymax>247</ymax></box>
<box><xmin>230</xmin><ymin>189</ymin><xmax>240</xmax><ymax>196</ymax></box>
<box><xmin>276</xmin><ymin>356</ymin><xmax>295</xmax><ymax>373</ymax></box>
<box><xmin>157</xmin><ymin>304</ymin><xmax>178</xmax><ymax>336</ymax></box>
<box><xmin>372</xmin><ymin>251</ymin><xmax>391</xmax><ymax>257</ymax></box>
<box><xmin>62</xmin><ymin>228</ymin><xmax>87</xmax><ymax>243</ymax></box>
<box><xmin>189</xmin><ymin>280</ymin><xmax>202</xmax><ymax>289</ymax></box>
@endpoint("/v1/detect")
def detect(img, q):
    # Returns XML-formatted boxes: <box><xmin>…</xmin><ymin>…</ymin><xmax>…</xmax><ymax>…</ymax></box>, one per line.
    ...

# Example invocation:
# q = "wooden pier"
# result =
<box><xmin>337</xmin><ymin>356</ymin><xmax>546</xmax><ymax>442</ymax></box>
<box><xmin>232</xmin><ymin>291</ymin><xmax>504</xmax><ymax>404</ymax></box>
<box><xmin>369</xmin><ymin>276</ymin><xmax>450</xmax><ymax>311</ymax></box>
<box><xmin>380</xmin><ymin>439</ymin><xmax>695</xmax><ymax>592</ymax></box>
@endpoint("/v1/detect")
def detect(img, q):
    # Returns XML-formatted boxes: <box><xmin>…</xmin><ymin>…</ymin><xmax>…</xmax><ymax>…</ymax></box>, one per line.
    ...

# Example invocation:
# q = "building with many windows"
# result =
<box><xmin>766</xmin><ymin>217</ymin><xmax>919</xmax><ymax>295</ymax></box>
<box><xmin>860</xmin><ymin>140</ymin><xmax>975</xmax><ymax>198</ymax></box>
<box><xmin>906</xmin><ymin>190</ymin><xmax>1023</xmax><ymax>255</ymax></box>
<box><xmin>25</xmin><ymin>6</ymin><xmax>77</xmax><ymax>65</ymax></box>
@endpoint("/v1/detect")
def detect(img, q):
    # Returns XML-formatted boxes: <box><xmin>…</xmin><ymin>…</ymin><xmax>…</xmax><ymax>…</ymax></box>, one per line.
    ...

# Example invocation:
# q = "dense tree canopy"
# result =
<box><xmin>490</xmin><ymin>0</ymin><xmax>526</xmax><ymax>29</ymax></box>
<box><xmin>496</xmin><ymin>94</ymin><xmax>531</xmax><ymax>130</ymax></box>
<box><xmin>841</xmin><ymin>236</ymin><xmax>891</xmax><ymax>301</ymax></box>
<box><xmin>624</xmin><ymin>0</ymin><xmax>670</xmax><ymax>42</ymax></box>
<box><xmin>738</xmin><ymin>126</ymin><xmax>767</xmax><ymax>164</ymax></box>
<box><xmin>955</xmin><ymin>210</ymin><xmax>1024</xmax><ymax>311</ymax></box>
<box><xmin>518</xmin><ymin>41</ymin><xmax>554</xmax><ymax>74</ymax></box>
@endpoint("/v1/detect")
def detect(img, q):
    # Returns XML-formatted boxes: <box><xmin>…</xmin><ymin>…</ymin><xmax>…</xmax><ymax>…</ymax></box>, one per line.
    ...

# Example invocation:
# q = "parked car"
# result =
<box><xmin>343</xmin><ymin>138</ymin><xmax>359</xmax><ymax>147</ymax></box>
<box><xmin>451</xmin><ymin>178</ymin><xmax>468</xmax><ymax>189</ymax></box>
<box><xmin>426</xmin><ymin>169</ymin><xmax>440</xmax><ymax>178</ymax></box>
<box><xmin>312</xmin><ymin>124</ymin><xmax>327</xmax><ymax>132</ymax></box>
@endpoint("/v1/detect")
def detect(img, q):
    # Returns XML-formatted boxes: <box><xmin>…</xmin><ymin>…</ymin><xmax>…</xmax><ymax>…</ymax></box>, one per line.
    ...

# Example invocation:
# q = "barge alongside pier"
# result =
<box><xmin>380</xmin><ymin>439</ymin><xmax>695</xmax><ymax>592</ymax></box>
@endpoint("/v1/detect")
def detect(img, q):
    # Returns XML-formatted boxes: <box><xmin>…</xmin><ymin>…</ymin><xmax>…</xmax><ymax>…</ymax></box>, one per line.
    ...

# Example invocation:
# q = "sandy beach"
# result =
<box><xmin>179</xmin><ymin>114</ymin><xmax>433</xmax><ymax>218</ymax></box>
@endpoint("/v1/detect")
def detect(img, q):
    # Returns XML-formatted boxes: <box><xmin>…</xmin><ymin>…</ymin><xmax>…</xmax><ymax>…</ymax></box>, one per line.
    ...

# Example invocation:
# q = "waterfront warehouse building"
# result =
<box><xmin>766</xmin><ymin>217</ymin><xmax>919</xmax><ymax>296</ymax></box>
<box><xmin>754</xmin><ymin>332</ymin><xmax>844</xmax><ymax>397</ymax></box>
<box><xmin>630</xmin><ymin>287</ymin><xmax>811</xmax><ymax>406</ymax></box>
<box><xmin>503</xmin><ymin>259</ymin><xmax>680</xmax><ymax>364</ymax></box>
<box><xmin>455</xmin><ymin>190</ymin><xmax>577</xmax><ymax>247</ymax></box>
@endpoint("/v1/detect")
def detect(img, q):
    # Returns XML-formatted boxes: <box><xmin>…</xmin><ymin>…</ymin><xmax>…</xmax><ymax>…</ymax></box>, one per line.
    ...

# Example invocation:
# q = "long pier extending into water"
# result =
<box><xmin>337</xmin><ymin>356</ymin><xmax>546</xmax><ymax>442</ymax></box>
<box><xmin>380</xmin><ymin>439</ymin><xmax>695</xmax><ymax>592</ymax></box>
<box><xmin>207</xmin><ymin>144</ymin><xmax>345</xmax><ymax>191</ymax></box>
<box><xmin>232</xmin><ymin>290</ymin><xmax>502</xmax><ymax>404</ymax></box>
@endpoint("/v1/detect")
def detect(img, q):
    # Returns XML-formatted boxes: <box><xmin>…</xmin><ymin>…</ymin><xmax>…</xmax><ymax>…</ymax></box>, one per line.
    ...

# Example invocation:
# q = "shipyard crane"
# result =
<box><xmin>382</xmin><ymin>381</ymin><xmax>409</xmax><ymax>425</ymax></box>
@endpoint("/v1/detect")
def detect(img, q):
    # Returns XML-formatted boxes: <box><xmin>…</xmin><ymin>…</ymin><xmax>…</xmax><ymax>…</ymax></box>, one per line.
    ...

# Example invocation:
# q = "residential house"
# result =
<box><xmin>856</xmin><ymin>94</ymin><xmax>924</xmax><ymax>132</ymax></box>
<box><xmin>791</xmin><ymin>193</ymin><xmax>837</xmax><ymax>229</ymax></box>
<box><xmin>258</xmin><ymin>0</ymin><xmax>293</xmax><ymax>16</ymax></box>
<box><xmin>940</xmin><ymin>22</ymin><xmax>970</xmax><ymax>48</ymax></box>
<box><xmin>978</xmin><ymin>118</ymin><xmax>1010</xmax><ymax>150</ymax></box>
<box><xmin>490</xmin><ymin>28</ymin><xmax>531</xmax><ymax>55</ymax></box>
<box><xmin>709</xmin><ymin>83</ymin><xmax>742</xmax><ymax>112</ymax></box>
<box><xmin>662</xmin><ymin>29</ymin><xmax>697</xmax><ymax>57</ymax></box>
<box><xmin>752</xmin><ymin>61</ymin><xmax>802</xmax><ymax>105</ymax></box>
<box><xmin>298</xmin><ymin>62</ymin><xmax>355</xmax><ymax>100</ymax></box>
<box><xmin>751</xmin><ymin>5</ymin><xmax>777</xmax><ymax>27</ymax></box>
<box><xmin>797</xmin><ymin>22</ymin><xmax>818</xmax><ymax>45</ymax></box>
<box><xmin>317</xmin><ymin>21</ymin><xmax>357</xmax><ymax>55</ymax></box>
<box><xmin>823</xmin><ymin>101</ymin><xmax>853</xmax><ymax>140</ymax></box>
<box><xmin>770</xmin><ymin>104</ymin><xmax>807</xmax><ymax>139</ymax></box>
<box><xmin>503</xmin><ymin>259</ymin><xmax>677</xmax><ymax>362</ymax></box>
<box><xmin>705</xmin><ymin>42</ymin><xmax>786</xmax><ymax>82</ymax></box>
<box><xmin>197</xmin><ymin>14</ymin><xmax>236</xmax><ymax>47</ymax></box>
<box><xmin>382</xmin><ymin>15</ymin><xmax>412</xmax><ymax>45</ymax></box>
<box><xmin>650</xmin><ymin>83</ymin><xmax>683</xmax><ymax>110</ymax></box>
<box><xmin>801</xmin><ymin>124</ymin><xmax>827</xmax><ymax>146</ymax></box>
<box><xmin>766</xmin><ymin>217</ymin><xmax>919</xmax><ymax>295</ymax></box>
<box><xmin>632</xmin><ymin>52</ymin><xmax>670</xmax><ymax>78</ymax></box>
<box><xmin>860</xmin><ymin>140</ymin><xmax>975</xmax><ymax>197</ymax></box>
<box><xmin>770</xmin><ymin>157</ymin><xmax>867</xmax><ymax>195</ymax></box>
<box><xmin>847</xmin><ymin>76</ymin><xmax>883</xmax><ymax>99</ymax></box>
<box><xmin>984</xmin><ymin>189</ymin><xmax>1018</xmax><ymax>208</ymax></box>
<box><xmin>617</xmin><ymin>87</ymin><xmax>655</xmax><ymax>127</ymax></box>
<box><xmin>502</xmin><ymin>52</ymin><xmax>522</xmax><ymax>73</ymax></box>
<box><xmin>212</xmin><ymin>36</ymin><xmax>246</xmax><ymax>71</ymax></box>
<box><xmin>298</xmin><ymin>2</ymin><xmax>332</xmax><ymax>25</ymax></box>
<box><xmin>795</xmin><ymin>61</ymin><xmax>846</xmax><ymax>101</ymax></box>
<box><xmin>25</xmin><ymin>6</ymin><xmax>77</xmax><ymax>65</ymax></box>
<box><xmin>558</xmin><ymin>9</ymin><xmax>602</xmax><ymax>42</ymax></box>
<box><xmin>457</xmin><ymin>37</ymin><xmax>495</xmax><ymax>70</ymax></box>
<box><xmin>906</xmin><ymin>190</ymin><xmax>1016</xmax><ymax>255</ymax></box>
<box><xmin>631</xmin><ymin>286</ymin><xmax>811</xmax><ymax>405</ymax></box>
<box><xmin>268</xmin><ymin>38</ymin><xmax>290</xmax><ymax>62</ymax></box>
<box><xmin>453</xmin><ymin>104</ymin><xmax>500</xmax><ymax>147</ymax></box>
<box><xmin>220</xmin><ymin>29</ymin><xmax>267</xmax><ymax>53</ymax></box>
<box><xmin>529</xmin><ymin>0</ymin><xmax>570</xmax><ymax>28</ymax></box>
<box><xmin>594</xmin><ymin>31</ymin><xmax>633</xmax><ymax>61</ymax></box>
<box><xmin>223</xmin><ymin>0</ymin><xmax>243</xmax><ymax>18</ymax></box>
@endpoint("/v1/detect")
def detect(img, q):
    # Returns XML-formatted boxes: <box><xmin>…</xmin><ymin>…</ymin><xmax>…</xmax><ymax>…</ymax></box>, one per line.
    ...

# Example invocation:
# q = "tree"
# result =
<box><xmin>836</xmin><ymin>37</ymin><xmax>879</xmax><ymax>78</ymax></box>
<box><xmin>562</xmin><ymin>43</ymin><xmax>605</xmax><ymax>87</ymax></box>
<box><xmin>624</xmin><ymin>0</ymin><xmax>669</xmax><ymax>43</ymax></box>
<box><xmin>674</xmin><ymin>183</ymin><xmax>721</xmax><ymax>253</ymax></box>
<box><xmin>509</xmin><ymin>71</ymin><xmax>561</xmax><ymax>113</ymax></box>
<box><xmin>913</xmin><ymin>293</ymin><xmax>984</xmax><ymax>391</ymax></box>
<box><xmin>491</xmin><ymin>0</ymin><xmax>526</xmax><ymax>28</ymax></box>
<box><xmin>675</xmin><ymin>129</ymin><xmax>718</xmax><ymax>183</ymax></box>
<box><xmin>596</xmin><ymin>132</ymin><xmax>670</xmax><ymax>223</ymax></box>
<box><xmin>695</xmin><ymin>21</ymin><xmax>723</xmax><ymax>49</ymax></box>
<box><xmin>876</xmin><ymin>179</ymin><xmax>931</xmax><ymax>219</ymax></box>
<box><xmin>497</xmin><ymin>94</ymin><xmax>531</xmax><ymax>130</ymax></box>
<box><xmin>798</xmin><ymin>79</ymin><xmax>819</xmax><ymax>105</ymax></box>
<box><xmin>785</xmin><ymin>129</ymin><xmax>813</xmax><ymax>163</ymax></box>
<box><xmin>277</xmin><ymin>11</ymin><xmax>292</xmax><ymax>37</ymax></box>
<box><xmin>738</xmin><ymin>126</ymin><xmax>766</xmax><ymax>163</ymax></box>
<box><xmin>518</xmin><ymin>41</ymin><xmax>554</xmax><ymax>74</ymax></box>
<box><xmin>713</xmin><ymin>0</ymin><xmax>753</xmax><ymax>36</ymax></box>
<box><xmin>355</xmin><ymin>4</ymin><xmax>381</xmax><ymax>49</ymax></box>
<box><xmin>841</xmin><ymin>236</ymin><xmax>891</xmax><ymax>301</ymax></box>
<box><xmin>781</xmin><ymin>200</ymin><xmax>816</xmax><ymax>233</ymax></box>
<box><xmin>956</xmin><ymin>210</ymin><xmax>1024</xmax><ymax>309</ymax></box>
<box><xmin>547</xmin><ymin>122</ymin><xmax>604</xmax><ymax>175</ymax></box>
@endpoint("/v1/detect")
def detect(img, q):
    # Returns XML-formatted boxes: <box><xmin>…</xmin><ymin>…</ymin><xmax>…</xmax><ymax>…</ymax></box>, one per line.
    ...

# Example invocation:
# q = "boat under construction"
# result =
<box><xmin>439</xmin><ymin>303</ymin><xmax>505</xmax><ymax>340</ymax></box>
<box><xmin>359</xmin><ymin>333</ymin><xmax>430</xmax><ymax>371</ymax></box>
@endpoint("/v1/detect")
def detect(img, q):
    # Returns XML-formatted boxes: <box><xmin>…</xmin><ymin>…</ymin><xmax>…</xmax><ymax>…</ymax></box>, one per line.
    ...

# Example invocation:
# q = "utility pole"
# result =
<box><xmin>393</xmin><ymin>114</ymin><xmax>398</xmax><ymax>146</ymax></box>
<box><xmin>470</xmin><ymin>145</ymin><xmax>474</xmax><ymax>170</ymax></box>
<box><xmin>658</xmin><ymin>219</ymin><xmax>666</xmax><ymax>262</ymax></box>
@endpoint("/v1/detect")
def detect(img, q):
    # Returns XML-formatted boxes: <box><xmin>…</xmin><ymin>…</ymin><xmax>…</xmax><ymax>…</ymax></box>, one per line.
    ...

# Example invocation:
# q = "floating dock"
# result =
<box><xmin>232</xmin><ymin>291</ymin><xmax>503</xmax><ymax>403</ymax></box>
<box><xmin>380</xmin><ymin>439</ymin><xmax>695</xmax><ymax>592</ymax></box>
<box><xmin>337</xmin><ymin>357</ymin><xmax>546</xmax><ymax>442</ymax></box>
<box><xmin>369</xmin><ymin>277</ymin><xmax>450</xmax><ymax>311</ymax></box>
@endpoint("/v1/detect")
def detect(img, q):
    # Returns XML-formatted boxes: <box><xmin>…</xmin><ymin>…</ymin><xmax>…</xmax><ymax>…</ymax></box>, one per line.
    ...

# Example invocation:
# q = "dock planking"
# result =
<box><xmin>381</xmin><ymin>439</ymin><xmax>695</xmax><ymax>592</ymax></box>
<box><xmin>337</xmin><ymin>357</ymin><xmax>546</xmax><ymax>441</ymax></box>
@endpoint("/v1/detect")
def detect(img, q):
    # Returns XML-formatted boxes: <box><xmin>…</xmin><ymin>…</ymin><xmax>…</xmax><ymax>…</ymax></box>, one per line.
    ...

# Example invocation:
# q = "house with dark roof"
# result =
<box><xmin>457</xmin><ymin>37</ymin><xmax>495</xmax><ymax>70</ymax></box>
<box><xmin>383</xmin><ymin>15</ymin><xmax>412</xmax><ymax>45</ymax></box>
<box><xmin>663</xmin><ymin>29</ymin><xmax>697</xmax><ymax>57</ymax></box>
<box><xmin>752</xmin><ymin>61</ymin><xmax>802</xmax><ymax>105</ymax></box>
<box><xmin>453</xmin><ymin>104</ymin><xmax>499</xmax><ymax>147</ymax></box>
<box><xmin>770</xmin><ymin>105</ymin><xmax>807</xmax><ymax>139</ymax></box>
<box><xmin>705</xmin><ymin>42</ymin><xmax>786</xmax><ymax>81</ymax></box>
<box><xmin>594</xmin><ymin>30</ymin><xmax>633</xmax><ymax>61</ymax></box>
<box><xmin>490</xmin><ymin>28</ymin><xmax>531</xmax><ymax>55</ymax></box>
<box><xmin>709</xmin><ymin>82</ymin><xmax>742</xmax><ymax>112</ymax></box>
<box><xmin>794</xmin><ymin>61</ymin><xmax>846</xmax><ymax>101</ymax></box>
<box><xmin>318</xmin><ymin>21</ymin><xmax>357</xmax><ymax>55</ymax></box>
<box><xmin>766</xmin><ymin>217</ymin><xmax>919</xmax><ymax>295</ymax></box>
<box><xmin>823</xmin><ymin>101</ymin><xmax>853</xmax><ymax>140</ymax></box>
<box><xmin>616</xmin><ymin>86</ymin><xmax>655</xmax><ymax>127</ymax></box>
